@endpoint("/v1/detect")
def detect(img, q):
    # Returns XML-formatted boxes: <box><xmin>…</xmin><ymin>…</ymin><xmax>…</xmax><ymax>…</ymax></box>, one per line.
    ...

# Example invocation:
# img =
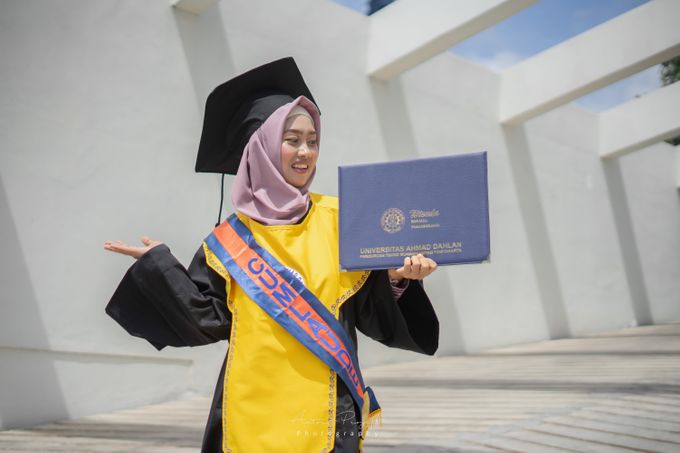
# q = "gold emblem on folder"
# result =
<box><xmin>380</xmin><ymin>208</ymin><xmax>405</xmax><ymax>233</ymax></box>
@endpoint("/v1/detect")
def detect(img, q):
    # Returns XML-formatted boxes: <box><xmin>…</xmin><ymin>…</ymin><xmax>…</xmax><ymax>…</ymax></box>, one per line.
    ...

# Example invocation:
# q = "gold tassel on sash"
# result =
<box><xmin>359</xmin><ymin>391</ymin><xmax>383</xmax><ymax>450</ymax></box>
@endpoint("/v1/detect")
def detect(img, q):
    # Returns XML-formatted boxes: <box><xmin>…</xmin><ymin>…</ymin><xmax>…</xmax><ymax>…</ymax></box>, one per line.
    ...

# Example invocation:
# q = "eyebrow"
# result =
<box><xmin>284</xmin><ymin>128</ymin><xmax>317</xmax><ymax>135</ymax></box>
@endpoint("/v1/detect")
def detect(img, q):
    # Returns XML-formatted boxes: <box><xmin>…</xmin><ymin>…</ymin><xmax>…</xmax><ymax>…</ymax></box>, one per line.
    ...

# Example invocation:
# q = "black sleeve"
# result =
<box><xmin>352</xmin><ymin>270</ymin><xmax>439</xmax><ymax>355</ymax></box>
<box><xmin>105</xmin><ymin>244</ymin><xmax>231</xmax><ymax>350</ymax></box>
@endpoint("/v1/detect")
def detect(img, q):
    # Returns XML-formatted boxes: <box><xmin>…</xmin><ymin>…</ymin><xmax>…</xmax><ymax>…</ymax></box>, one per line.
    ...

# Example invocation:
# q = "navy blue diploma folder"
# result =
<box><xmin>338</xmin><ymin>152</ymin><xmax>490</xmax><ymax>270</ymax></box>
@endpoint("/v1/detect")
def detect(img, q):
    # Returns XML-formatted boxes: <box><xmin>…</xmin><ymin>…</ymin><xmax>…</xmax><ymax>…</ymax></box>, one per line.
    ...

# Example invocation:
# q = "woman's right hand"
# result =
<box><xmin>104</xmin><ymin>236</ymin><xmax>163</xmax><ymax>259</ymax></box>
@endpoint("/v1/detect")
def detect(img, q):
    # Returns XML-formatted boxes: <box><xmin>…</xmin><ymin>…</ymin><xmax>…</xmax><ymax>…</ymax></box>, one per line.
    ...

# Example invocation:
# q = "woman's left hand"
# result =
<box><xmin>387</xmin><ymin>254</ymin><xmax>438</xmax><ymax>282</ymax></box>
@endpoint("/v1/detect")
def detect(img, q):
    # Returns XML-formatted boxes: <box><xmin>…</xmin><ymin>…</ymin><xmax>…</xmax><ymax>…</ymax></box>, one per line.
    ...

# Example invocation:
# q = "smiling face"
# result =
<box><xmin>280</xmin><ymin>113</ymin><xmax>319</xmax><ymax>188</ymax></box>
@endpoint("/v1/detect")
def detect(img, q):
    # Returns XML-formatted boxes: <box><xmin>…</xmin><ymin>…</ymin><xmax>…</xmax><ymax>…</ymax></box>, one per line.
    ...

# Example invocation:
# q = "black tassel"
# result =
<box><xmin>215</xmin><ymin>173</ymin><xmax>225</xmax><ymax>227</ymax></box>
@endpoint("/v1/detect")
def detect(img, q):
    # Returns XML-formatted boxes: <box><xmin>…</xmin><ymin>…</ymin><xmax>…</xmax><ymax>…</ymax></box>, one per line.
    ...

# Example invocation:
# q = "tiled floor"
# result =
<box><xmin>1</xmin><ymin>324</ymin><xmax>679</xmax><ymax>452</ymax></box>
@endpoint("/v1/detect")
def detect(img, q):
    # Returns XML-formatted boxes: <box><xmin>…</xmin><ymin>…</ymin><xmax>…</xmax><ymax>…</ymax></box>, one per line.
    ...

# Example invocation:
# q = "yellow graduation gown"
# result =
<box><xmin>204</xmin><ymin>193</ymin><xmax>370</xmax><ymax>453</ymax></box>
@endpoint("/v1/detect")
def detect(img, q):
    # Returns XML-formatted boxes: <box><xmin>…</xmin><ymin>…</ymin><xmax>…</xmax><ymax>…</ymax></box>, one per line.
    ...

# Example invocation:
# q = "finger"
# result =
<box><xmin>419</xmin><ymin>257</ymin><xmax>432</xmax><ymax>275</ymax></box>
<box><xmin>104</xmin><ymin>240</ymin><xmax>126</xmax><ymax>250</ymax></box>
<box><xmin>402</xmin><ymin>256</ymin><xmax>412</xmax><ymax>275</ymax></box>
<box><xmin>112</xmin><ymin>244</ymin><xmax>135</xmax><ymax>254</ymax></box>
<box><xmin>419</xmin><ymin>258</ymin><xmax>437</xmax><ymax>278</ymax></box>
<box><xmin>409</xmin><ymin>254</ymin><xmax>422</xmax><ymax>276</ymax></box>
<box><xmin>105</xmin><ymin>242</ymin><xmax>142</xmax><ymax>257</ymax></box>
<box><xmin>143</xmin><ymin>236</ymin><xmax>163</xmax><ymax>248</ymax></box>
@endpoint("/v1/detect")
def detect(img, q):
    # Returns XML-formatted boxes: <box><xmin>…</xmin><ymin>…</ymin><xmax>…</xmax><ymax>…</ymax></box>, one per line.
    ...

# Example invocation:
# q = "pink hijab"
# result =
<box><xmin>231</xmin><ymin>96</ymin><xmax>321</xmax><ymax>225</ymax></box>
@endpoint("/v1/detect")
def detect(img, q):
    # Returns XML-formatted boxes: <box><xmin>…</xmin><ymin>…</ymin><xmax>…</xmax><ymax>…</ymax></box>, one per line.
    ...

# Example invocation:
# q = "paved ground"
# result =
<box><xmin>1</xmin><ymin>323</ymin><xmax>679</xmax><ymax>452</ymax></box>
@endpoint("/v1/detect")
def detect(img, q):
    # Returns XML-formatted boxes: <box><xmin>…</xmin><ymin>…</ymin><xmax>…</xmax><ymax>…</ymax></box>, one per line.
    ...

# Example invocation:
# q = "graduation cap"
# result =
<box><xmin>195</xmin><ymin>57</ymin><xmax>318</xmax><ymax>175</ymax></box>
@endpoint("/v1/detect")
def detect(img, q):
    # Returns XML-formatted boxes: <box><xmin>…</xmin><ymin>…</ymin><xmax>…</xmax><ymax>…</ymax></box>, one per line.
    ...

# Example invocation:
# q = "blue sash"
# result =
<box><xmin>204</xmin><ymin>214</ymin><xmax>380</xmax><ymax>425</ymax></box>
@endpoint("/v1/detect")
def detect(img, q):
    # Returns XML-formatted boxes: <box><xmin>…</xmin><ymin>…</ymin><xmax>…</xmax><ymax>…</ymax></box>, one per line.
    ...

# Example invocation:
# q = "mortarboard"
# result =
<box><xmin>195</xmin><ymin>57</ymin><xmax>318</xmax><ymax>175</ymax></box>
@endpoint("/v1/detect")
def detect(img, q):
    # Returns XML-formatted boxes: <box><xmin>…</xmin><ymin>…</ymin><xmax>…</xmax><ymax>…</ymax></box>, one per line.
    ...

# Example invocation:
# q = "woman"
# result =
<box><xmin>104</xmin><ymin>58</ymin><xmax>439</xmax><ymax>453</ymax></box>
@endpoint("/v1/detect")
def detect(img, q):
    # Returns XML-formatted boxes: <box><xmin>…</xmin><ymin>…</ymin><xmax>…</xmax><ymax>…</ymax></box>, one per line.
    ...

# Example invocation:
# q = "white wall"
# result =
<box><xmin>1</xmin><ymin>0</ymin><xmax>678</xmax><ymax>429</ymax></box>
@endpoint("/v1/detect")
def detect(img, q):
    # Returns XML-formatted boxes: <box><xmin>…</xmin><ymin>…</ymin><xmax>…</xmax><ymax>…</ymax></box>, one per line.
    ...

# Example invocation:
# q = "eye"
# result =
<box><xmin>284</xmin><ymin>137</ymin><xmax>299</xmax><ymax>145</ymax></box>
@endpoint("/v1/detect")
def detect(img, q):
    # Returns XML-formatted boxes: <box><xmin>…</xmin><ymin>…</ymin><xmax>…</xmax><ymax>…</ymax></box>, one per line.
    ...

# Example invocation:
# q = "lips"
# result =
<box><xmin>292</xmin><ymin>162</ymin><xmax>309</xmax><ymax>172</ymax></box>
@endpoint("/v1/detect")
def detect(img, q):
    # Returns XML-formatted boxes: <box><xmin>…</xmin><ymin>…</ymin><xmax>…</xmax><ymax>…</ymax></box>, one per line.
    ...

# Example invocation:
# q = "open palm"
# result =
<box><xmin>104</xmin><ymin>236</ymin><xmax>162</xmax><ymax>259</ymax></box>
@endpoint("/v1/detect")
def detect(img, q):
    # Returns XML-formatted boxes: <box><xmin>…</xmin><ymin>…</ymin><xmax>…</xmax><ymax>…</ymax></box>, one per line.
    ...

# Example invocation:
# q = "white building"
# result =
<box><xmin>1</xmin><ymin>0</ymin><xmax>678</xmax><ymax>430</ymax></box>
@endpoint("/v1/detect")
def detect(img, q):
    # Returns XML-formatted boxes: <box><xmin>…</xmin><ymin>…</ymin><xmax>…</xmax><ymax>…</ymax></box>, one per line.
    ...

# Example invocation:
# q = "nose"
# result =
<box><xmin>297</xmin><ymin>143</ymin><xmax>311</xmax><ymax>156</ymax></box>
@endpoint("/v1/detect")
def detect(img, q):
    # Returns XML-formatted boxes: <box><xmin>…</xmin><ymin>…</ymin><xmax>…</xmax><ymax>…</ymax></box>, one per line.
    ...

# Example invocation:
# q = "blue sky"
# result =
<box><xmin>331</xmin><ymin>0</ymin><xmax>663</xmax><ymax>112</ymax></box>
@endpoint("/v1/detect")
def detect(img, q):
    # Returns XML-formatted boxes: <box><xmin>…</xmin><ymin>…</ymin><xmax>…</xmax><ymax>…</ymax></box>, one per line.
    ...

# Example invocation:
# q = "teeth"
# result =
<box><xmin>292</xmin><ymin>164</ymin><xmax>308</xmax><ymax>169</ymax></box>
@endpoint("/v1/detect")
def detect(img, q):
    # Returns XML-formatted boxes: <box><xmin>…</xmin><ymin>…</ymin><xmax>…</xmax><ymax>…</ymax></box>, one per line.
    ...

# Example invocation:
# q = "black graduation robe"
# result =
<box><xmin>106</xmin><ymin>243</ymin><xmax>439</xmax><ymax>453</ymax></box>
